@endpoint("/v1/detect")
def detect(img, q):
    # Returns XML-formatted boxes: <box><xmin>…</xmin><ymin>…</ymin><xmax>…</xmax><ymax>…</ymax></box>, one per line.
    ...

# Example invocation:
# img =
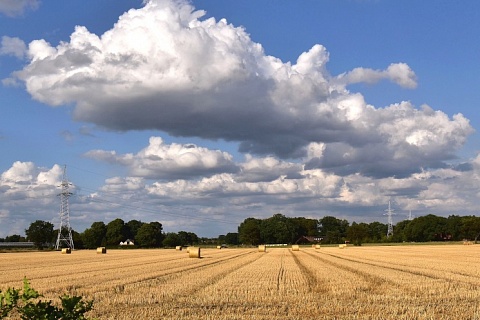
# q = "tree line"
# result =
<box><xmin>2</xmin><ymin>213</ymin><xmax>480</xmax><ymax>249</ymax></box>
<box><xmin>2</xmin><ymin>219</ymin><xmax>203</xmax><ymax>250</ymax></box>
<box><xmin>237</xmin><ymin>213</ymin><xmax>480</xmax><ymax>245</ymax></box>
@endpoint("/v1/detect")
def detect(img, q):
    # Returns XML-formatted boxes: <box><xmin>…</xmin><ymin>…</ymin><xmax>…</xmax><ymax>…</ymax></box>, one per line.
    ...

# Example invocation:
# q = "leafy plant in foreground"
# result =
<box><xmin>0</xmin><ymin>278</ymin><xmax>94</xmax><ymax>319</ymax></box>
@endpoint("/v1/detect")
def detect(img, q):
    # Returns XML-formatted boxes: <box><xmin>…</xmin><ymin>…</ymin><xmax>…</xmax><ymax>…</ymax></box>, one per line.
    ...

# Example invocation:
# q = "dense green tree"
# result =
<box><xmin>224</xmin><ymin>232</ymin><xmax>239</xmax><ymax>245</ymax></box>
<box><xmin>162</xmin><ymin>233</ymin><xmax>180</xmax><ymax>247</ymax></box>
<box><xmin>318</xmin><ymin>216</ymin><xmax>349</xmax><ymax>244</ymax></box>
<box><xmin>217</xmin><ymin>234</ymin><xmax>226</xmax><ymax>245</ymax></box>
<box><xmin>261</xmin><ymin>214</ymin><xmax>296</xmax><ymax>244</ymax></box>
<box><xmin>126</xmin><ymin>220</ymin><xmax>144</xmax><ymax>240</ymax></box>
<box><xmin>238</xmin><ymin>215</ymin><xmax>320</xmax><ymax>245</ymax></box>
<box><xmin>238</xmin><ymin>218</ymin><xmax>262</xmax><ymax>245</ymax></box>
<box><xmin>5</xmin><ymin>234</ymin><xmax>25</xmax><ymax>242</ymax></box>
<box><xmin>177</xmin><ymin>231</ymin><xmax>188</xmax><ymax>246</ymax></box>
<box><xmin>106</xmin><ymin>219</ymin><xmax>129</xmax><ymax>246</ymax></box>
<box><xmin>458</xmin><ymin>216</ymin><xmax>480</xmax><ymax>242</ymax></box>
<box><xmin>177</xmin><ymin>231</ymin><xmax>198</xmax><ymax>246</ymax></box>
<box><xmin>446</xmin><ymin>215</ymin><xmax>463</xmax><ymax>240</ymax></box>
<box><xmin>403</xmin><ymin>215</ymin><xmax>448</xmax><ymax>242</ymax></box>
<box><xmin>366</xmin><ymin>222</ymin><xmax>388</xmax><ymax>242</ymax></box>
<box><xmin>348</xmin><ymin>215</ymin><xmax>480</xmax><ymax>243</ymax></box>
<box><xmin>347</xmin><ymin>222</ymin><xmax>368</xmax><ymax>246</ymax></box>
<box><xmin>135</xmin><ymin>223</ymin><xmax>157</xmax><ymax>247</ymax></box>
<box><xmin>25</xmin><ymin>220</ymin><xmax>55</xmax><ymax>249</ymax></box>
<box><xmin>81</xmin><ymin>222</ymin><xmax>107</xmax><ymax>249</ymax></box>
<box><xmin>291</xmin><ymin>217</ymin><xmax>319</xmax><ymax>238</ymax></box>
<box><xmin>198</xmin><ymin>237</ymin><xmax>217</xmax><ymax>246</ymax></box>
<box><xmin>391</xmin><ymin>220</ymin><xmax>411</xmax><ymax>242</ymax></box>
<box><xmin>150</xmin><ymin>222</ymin><xmax>165</xmax><ymax>245</ymax></box>
<box><xmin>136</xmin><ymin>222</ymin><xmax>164</xmax><ymax>247</ymax></box>
<box><xmin>71</xmin><ymin>230</ymin><xmax>84</xmax><ymax>249</ymax></box>
<box><xmin>190</xmin><ymin>232</ymin><xmax>199</xmax><ymax>244</ymax></box>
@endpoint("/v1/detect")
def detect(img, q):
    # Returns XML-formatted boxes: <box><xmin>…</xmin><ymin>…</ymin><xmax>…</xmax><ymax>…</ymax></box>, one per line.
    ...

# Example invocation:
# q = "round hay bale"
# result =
<box><xmin>258</xmin><ymin>245</ymin><xmax>266</xmax><ymax>252</ymax></box>
<box><xmin>175</xmin><ymin>246</ymin><xmax>182</xmax><ymax>251</ymax></box>
<box><xmin>188</xmin><ymin>247</ymin><xmax>201</xmax><ymax>258</ymax></box>
<box><xmin>315</xmin><ymin>244</ymin><xmax>321</xmax><ymax>249</ymax></box>
<box><xmin>96</xmin><ymin>247</ymin><xmax>106</xmax><ymax>254</ymax></box>
<box><xmin>339</xmin><ymin>244</ymin><xmax>346</xmax><ymax>249</ymax></box>
<box><xmin>61</xmin><ymin>248</ymin><xmax>71</xmax><ymax>254</ymax></box>
<box><xmin>292</xmin><ymin>245</ymin><xmax>300</xmax><ymax>251</ymax></box>
<box><xmin>216</xmin><ymin>245</ymin><xmax>222</xmax><ymax>249</ymax></box>
<box><xmin>186</xmin><ymin>247</ymin><xmax>190</xmax><ymax>253</ymax></box>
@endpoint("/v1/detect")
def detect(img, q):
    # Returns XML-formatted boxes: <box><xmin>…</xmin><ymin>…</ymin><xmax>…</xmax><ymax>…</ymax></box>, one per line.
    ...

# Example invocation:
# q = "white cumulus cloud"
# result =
<box><xmin>9</xmin><ymin>0</ymin><xmax>474</xmax><ymax>178</ymax></box>
<box><xmin>0</xmin><ymin>162</ymin><xmax>64</xmax><ymax>236</ymax></box>
<box><xmin>84</xmin><ymin>136</ymin><xmax>238</xmax><ymax>180</ymax></box>
<box><xmin>2</xmin><ymin>152</ymin><xmax>480</xmax><ymax>237</ymax></box>
<box><xmin>335</xmin><ymin>63</ymin><xmax>417</xmax><ymax>88</ymax></box>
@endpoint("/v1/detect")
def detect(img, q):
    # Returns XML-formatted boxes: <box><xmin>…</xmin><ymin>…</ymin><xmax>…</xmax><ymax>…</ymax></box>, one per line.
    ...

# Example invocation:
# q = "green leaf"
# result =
<box><xmin>21</xmin><ymin>278</ymin><xmax>41</xmax><ymax>302</ymax></box>
<box><xmin>60</xmin><ymin>295</ymin><xmax>94</xmax><ymax>320</ymax></box>
<box><xmin>0</xmin><ymin>287</ymin><xmax>20</xmax><ymax>318</ymax></box>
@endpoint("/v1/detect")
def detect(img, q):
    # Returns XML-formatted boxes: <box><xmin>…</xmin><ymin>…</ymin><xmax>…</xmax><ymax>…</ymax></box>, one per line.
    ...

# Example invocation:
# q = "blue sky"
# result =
<box><xmin>1</xmin><ymin>0</ymin><xmax>479</xmax><ymax>238</ymax></box>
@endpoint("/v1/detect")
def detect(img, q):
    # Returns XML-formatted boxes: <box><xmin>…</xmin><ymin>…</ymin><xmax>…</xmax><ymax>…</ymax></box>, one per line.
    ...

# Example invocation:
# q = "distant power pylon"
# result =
<box><xmin>384</xmin><ymin>201</ymin><xmax>395</xmax><ymax>238</ymax></box>
<box><xmin>55</xmin><ymin>165</ymin><xmax>74</xmax><ymax>250</ymax></box>
<box><xmin>407</xmin><ymin>210</ymin><xmax>414</xmax><ymax>221</ymax></box>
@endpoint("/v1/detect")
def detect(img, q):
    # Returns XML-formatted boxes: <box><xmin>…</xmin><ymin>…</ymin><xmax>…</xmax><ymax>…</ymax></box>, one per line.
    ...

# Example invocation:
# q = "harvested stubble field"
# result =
<box><xmin>1</xmin><ymin>245</ymin><xmax>480</xmax><ymax>319</ymax></box>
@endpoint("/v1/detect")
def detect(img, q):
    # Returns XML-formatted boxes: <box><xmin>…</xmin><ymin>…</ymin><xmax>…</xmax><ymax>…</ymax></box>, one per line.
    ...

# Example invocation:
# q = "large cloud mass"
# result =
<box><xmin>10</xmin><ymin>0</ymin><xmax>474</xmax><ymax>177</ymax></box>
<box><xmin>2</xmin><ymin>152</ymin><xmax>480</xmax><ymax>237</ymax></box>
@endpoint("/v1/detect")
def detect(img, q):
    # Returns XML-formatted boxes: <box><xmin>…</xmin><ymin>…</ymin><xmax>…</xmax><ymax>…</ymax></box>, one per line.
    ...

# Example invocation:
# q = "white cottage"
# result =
<box><xmin>119</xmin><ymin>239</ymin><xmax>135</xmax><ymax>246</ymax></box>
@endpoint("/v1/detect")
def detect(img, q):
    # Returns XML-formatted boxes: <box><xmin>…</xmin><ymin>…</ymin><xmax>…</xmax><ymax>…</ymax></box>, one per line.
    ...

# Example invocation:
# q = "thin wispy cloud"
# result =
<box><xmin>0</xmin><ymin>0</ymin><xmax>39</xmax><ymax>17</ymax></box>
<box><xmin>0</xmin><ymin>36</ymin><xmax>27</xmax><ymax>58</ymax></box>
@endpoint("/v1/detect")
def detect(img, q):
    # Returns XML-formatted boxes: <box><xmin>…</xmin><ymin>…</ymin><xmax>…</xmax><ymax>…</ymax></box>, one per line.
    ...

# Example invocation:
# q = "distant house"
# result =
<box><xmin>295</xmin><ymin>236</ymin><xmax>322</xmax><ymax>244</ymax></box>
<box><xmin>119</xmin><ymin>239</ymin><xmax>135</xmax><ymax>246</ymax></box>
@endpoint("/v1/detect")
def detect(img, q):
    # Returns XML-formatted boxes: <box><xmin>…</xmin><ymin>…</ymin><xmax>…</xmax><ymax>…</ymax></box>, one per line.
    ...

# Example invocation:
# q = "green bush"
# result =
<box><xmin>0</xmin><ymin>278</ymin><xmax>94</xmax><ymax>319</ymax></box>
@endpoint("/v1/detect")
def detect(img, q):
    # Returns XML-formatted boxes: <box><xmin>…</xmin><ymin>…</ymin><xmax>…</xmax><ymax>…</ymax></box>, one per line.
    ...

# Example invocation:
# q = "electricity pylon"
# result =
<box><xmin>384</xmin><ymin>201</ymin><xmax>395</xmax><ymax>238</ymax></box>
<box><xmin>55</xmin><ymin>165</ymin><xmax>74</xmax><ymax>250</ymax></box>
<box><xmin>407</xmin><ymin>210</ymin><xmax>414</xmax><ymax>221</ymax></box>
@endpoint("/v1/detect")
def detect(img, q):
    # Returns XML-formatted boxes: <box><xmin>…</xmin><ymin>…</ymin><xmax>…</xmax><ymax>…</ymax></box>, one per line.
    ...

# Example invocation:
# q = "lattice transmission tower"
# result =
<box><xmin>407</xmin><ymin>210</ymin><xmax>414</xmax><ymax>221</ymax></box>
<box><xmin>55</xmin><ymin>165</ymin><xmax>74</xmax><ymax>250</ymax></box>
<box><xmin>384</xmin><ymin>201</ymin><xmax>395</xmax><ymax>238</ymax></box>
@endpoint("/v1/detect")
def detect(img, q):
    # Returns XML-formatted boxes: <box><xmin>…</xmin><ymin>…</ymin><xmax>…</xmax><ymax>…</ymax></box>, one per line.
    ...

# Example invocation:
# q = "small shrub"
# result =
<box><xmin>0</xmin><ymin>278</ymin><xmax>94</xmax><ymax>319</ymax></box>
